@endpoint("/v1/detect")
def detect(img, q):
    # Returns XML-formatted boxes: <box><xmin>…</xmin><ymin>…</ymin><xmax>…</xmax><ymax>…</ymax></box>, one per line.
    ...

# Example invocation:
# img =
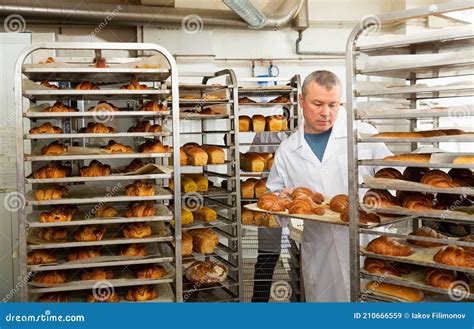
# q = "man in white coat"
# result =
<box><xmin>266</xmin><ymin>70</ymin><xmax>392</xmax><ymax>302</ymax></box>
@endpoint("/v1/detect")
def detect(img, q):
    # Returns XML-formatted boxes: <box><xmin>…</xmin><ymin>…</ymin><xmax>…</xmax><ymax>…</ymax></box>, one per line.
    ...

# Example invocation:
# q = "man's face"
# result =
<box><xmin>299</xmin><ymin>81</ymin><xmax>341</xmax><ymax>134</ymax></box>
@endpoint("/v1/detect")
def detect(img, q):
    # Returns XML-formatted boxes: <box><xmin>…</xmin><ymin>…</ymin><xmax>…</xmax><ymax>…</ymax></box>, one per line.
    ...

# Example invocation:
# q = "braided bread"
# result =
<box><xmin>67</xmin><ymin>247</ymin><xmax>101</xmax><ymax>261</ymax></box>
<box><xmin>102</xmin><ymin>140</ymin><xmax>134</xmax><ymax>153</ymax></box>
<box><xmin>34</xmin><ymin>186</ymin><xmax>67</xmax><ymax>200</ymax></box>
<box><xmin>433</xmin><ymin>245</ymin><xmax>474</xmax><ymax>268</ymax></box>
<box><xmin>95</xmin><ymin>204</ymin><xmax>118</xmax><ymax>218</ymax></box>
<box><xmin>407</xmin><ymin>226</ymin><xmax>448</xmax><ymax>247</ymax></box>
<box><xmin>80</xmin><ymin>160</ymin><xmax>111</xmax><ymax>177</ymax></box>
<box><xmin>81</xmin><ymin>268</ymin><xmax>114</xmax><ymax>281</ymax></box>
<box><xmin>39</xmin><ymin>209</ymin><xmax>73</xmax><ymax>223</ymax></box>
<box><xmin>136</xmin><ymin>265</ymin><xmax>167</xmax><ymax>279</ymax></box>
<box><xmin>367</xmin><ymin>236</ymin><xmax>414</xmax><ymax>256</ymax></box>
<box><xmin>27</xmin><ymin>251</ymin><xmax>56</xmax><ymax>265</ymax></box>
<box><xmin>33</xmin><ymin>271</ymin><xmax>66</xmax><ymax>285</ymax></box>
<box><xmin>38</xmin><ymin>227</ymin><xmax>68</xmax><ymax>241</ymax></box>
<box><xmin>364</xmin><ymin>258</ymin><xmax>403</xmax><ymax>276</ymax></box>
<box><xmin>120</xmin><ymin>244</ymin><xmax>147</xmax><ymax>257</ymax></box>
<box><xmin>29</xmin><ymin>122</ymin><xmax>63</xmax><ymax>134</ymax></box>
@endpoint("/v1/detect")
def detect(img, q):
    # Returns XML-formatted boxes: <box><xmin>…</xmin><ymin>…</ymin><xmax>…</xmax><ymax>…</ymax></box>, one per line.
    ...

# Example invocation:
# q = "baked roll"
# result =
<box><xmin>288</xmin><ymin>198</ymin><xmax>325</xmax><ymax>215</ymax></box>
<box><xmin>188</xmin><ymin>228</ymin><xmax>219</xmax><ymax>254</ymax></box>
<box><xmin>33</xmin><ymin>271</ymin><xmax>66</xmax><ymax>285</ymax></box>
<box><xmin>38</xmin><ymin>227</ymin><xmax>68</xmax><ymax>241</ymax></box>
<box><xmin>41</xmin><ymin>141</ymin><xmax>66</xmax><ymax>155</ymax></box>
<box><xmin>27</xmin><ymin>251</ymin><xmax>56</xmax><ymax>265</ymax></box>
<box><xmin>29</xmin><ymin>122</ymin><xmax>63</xmax><ymax>134</ymax></box>
<box><xmin>366</xmin><ymin>282</ymin><xmax>423</xmax><ymax>302</ymax></box>
<box><xmin>433</xmin><ymin>245</ymin><xmax>474</xmax><ymax>268</ymax></box>
<box><xmin>43</xmin><ymin>102</ymin><xmax>77</xmax><ymax>113</ymax></box>
<box><xmin>374</xmin><ymin>168</ymin><xmax>403</xmax><ymax>180</ymax></box>
<box><xmin>407</xmin><ymin>226</ymin><xmax>448</xmax><ymax>247</ymax></box>
<box><xmin>120</xmin><ymin>244</ymin><xmax>147</xmax><ymax>257</ymax></box>
<box><xmin>121</xmin><ymin>79</ymin><xmax>148</xmax><ymax>90</ymax></box>
<box><xmin>125</xmin><ymin>159</ymin><xmax>146</xmax><ymax>172</ymax></box>
<box><xmin>102</xmin><ymin>140</ymin><xmax>134</xmax><ymax>153</ymax></box>
<box><xmin>122</xmin><ymin>223</ymin><xmax>152</xmax><ymax>238</ymax></box>
<box><xmin>126</xmin><ymin>201</ymin><xmax>156</xmax><ymax>218</ymax></box>
<box><xmin>95</xmin><ymin>204</ymin><xmax>118</xmax><ymax>218</ymax></box>
<box><xmin>266</xmin><ymin>115</ymin><xmax>287</xmax><ymax>131</ymax></box>
<box><xmin>138</xmin><ymin>101</ymin><xmax>167</xmax><ymax>112</ymax></box>
<box><xmin>34</xmin><ymin>186</ymin><xmax>67</xmax><ymax>200</ymax></box>
<box><xmin>239</xmin><ymin>116</ymin><xmax>251</xmax><ymax>132</ymax></box>
<box><xmin>33</xmin><ymin>162</ymin><xmax>71</xmax><ymax>179</ymax></box>
<box><xmin>136</xmin><ymin>264</ymin><xmax>167</xmax><ymax>279</ymax></box>
<box><xmin>39</xmin><ymin>209</ymin><xmax>73</xmax><ymax>224</ymax></box>
<box><xmin>79</xmin><ymin>122</ymin><xmax>115</xmax><ymax>134</ymax></box>
<box><xmin>201</xmin><ymin>145</ymin><xmax>225</xmax><ymax>164</ymax></box>
<box><xmin>138</xmin><ymin>140</ymin><xmax>171</xmax><ymax>153</ymax></box>
<box><xmin>402</xmin><ymin>167</ymin><xmax>430</xmax><ymax>182</ymax></box>
<box><xmin>185</xmin><ymin>261</ymin><xmax>228</xmax><ymax>285</ymax></box>
<box><xmin>240</xmin><ymin>152</ymin><xmax>265</xmax><ymax>172</ymax></box>
<box><xmin>67</xmin><ymin>247</ymin><xmax>101</xmax><ymax>261</ymax></box>
<box><xmin>257</xmin><ymin>192</ymin><xmax>287</xmax><ymax>212</ymax></box>
<box><xmin>87</xmin><ymin>101</ymin><xmax>119</xmax><ymax>112</ymax></box>
<box><xmin>73</xmin><ymin>225</ymin><xmax>106</xmax><ymax>241</ymax></box>
<box><xmin>127</xmin><ymin>121</ymin><xmax>162</xmax><ymax>133</ymax></box>
<box><xmin>329</xmin><ymin>194</ymin><xmax>349</xmax><ymax>213</ymax></box>
<box><xmin>194</xmin><ymin>206</ymin><xmax>217</xmax><ymax>222</ymax></box>
<box><xmin>80</xmin><ymin>160</ymin><xmax>111</xmax><ymax>177</ymax></box>
<box><xmin>37</xmin><ymin>293</ymin><xmax>68</xmax><ymax>302</ymax></box>
<box><xmin>81</xmin><ymin>268</ymin><xmax>114</xmax><ymax>281</ymax></box>
<box><xmin>125</xmin><ymin>285</ymin><xmax>157</xmax><ymax>302</ymax></box>
<box><xmin>126</xmin><ymin>181</ymin><xmax>155</xmax><ymax>196</ymax></box>
<box><xmin>367</xmin><ymin>236</ymin><xmax>414</xmax><ymax>256</ymax></box>
<box><xmin>86</xmin><ymin>293</ymin><xmax>120</xmax><ymax>303</ymax></box>
<box><xmin>424</xmin><ymin>268</ymin><xmax>469</xmax><ymax>289</ymax></box>
<box><xmin>241</xmin><ymin>208</ymin><xmax>255</xmax><ymax>225</ymax></box>
<box><xmin>76</xmin><ymin>81</ymin><xmax>99</xmax><ymax>90</ymax></box>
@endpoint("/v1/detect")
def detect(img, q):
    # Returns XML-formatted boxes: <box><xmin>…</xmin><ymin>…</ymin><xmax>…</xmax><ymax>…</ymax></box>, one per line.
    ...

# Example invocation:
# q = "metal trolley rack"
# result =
<box><xmin>177</xmin><ymin>70</ymin><xmax>242</xmax><ymax>302</ymax></box>
<box><xmin>236</xmin><ymin>76</ymin><xmax>304</xmax><ymax>302</ymax></box>
<box><xmin>15</xmin><ymin>42</ymin><xmax>182</xmax><ymax>302</ymax></box>
<box><xmin>346</xmin><ymin>3</ymin><xmax>474</xmax><ymax>302</ymax></box>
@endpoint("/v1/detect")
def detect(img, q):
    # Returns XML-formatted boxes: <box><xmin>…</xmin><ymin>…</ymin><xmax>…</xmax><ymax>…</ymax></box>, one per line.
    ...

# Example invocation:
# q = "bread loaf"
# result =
<box><xmin>453</xmin><ymin>156</ymin><xmax>474</xmax><ymax>164</ymax></box>
<box><xmin>374</xmin><ymin>168</ymin><xmax>403</xmax><ymax>180</ymax></box>
<box><xmin>366</xmin><ymin>282</ymin><xmax>423</xmax><ymax>302</ymax></box>
<box><xmin>252</xmin><ymin>115</ymin><xmax>266</xmax><ymax>132</ymax></box>
<box><xmin>239</xmin><ymin>116</ymin><xmax>251</xmax><ymax>132</ymax></box>
<box><xmin>241</xmin><ymin>208</ymin><xmax>254</xmax><ymax>225</ymax></box>
<box><xmin>254</xmin><ymin>179</ymin><xmax>267</xmax><ymax>198</ymax></box>
<box><xmin>188</xmin><ymin>228</ymin><xmax>219</xmax><ymax>254</ymax></box>
<box><xmin>241</xmin><ymin>179</ymin><xmax>257</xmax><ymax>198</ymax></box>
<box><xmin>266</xmin><ymin>115</ymin><xmax>287</xmax><ymax>131</ymax></box>
<box><xmin>194</xmin><ymin>206</ymin><xmax>217</xmax><ymax>222</ymax></box>
<box><xmin>240</xmin><ymin>152</ymin><xmax>265</xmax><ymax>172</ymax></box>
<box><xmin>201</xmin><ymin>145</ymin><xmax>225</xmax><ymax>164</ymax></box>
<box><xmin>384</xmin><ymin>153</ymin><xmax>431</xmax><ymax>163</ymax></box>
<box><xmin>184</xmin><ymin>145</ymin><xmax>208</xmax><ymax>166</ymax></box>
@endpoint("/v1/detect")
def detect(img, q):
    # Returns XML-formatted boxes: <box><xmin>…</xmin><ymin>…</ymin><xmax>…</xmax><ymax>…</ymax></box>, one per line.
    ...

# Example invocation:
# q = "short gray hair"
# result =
<box><xmin>302</xmin><ymin>70</ymin><xmax>341</xmax><ymax>98</ymax></box>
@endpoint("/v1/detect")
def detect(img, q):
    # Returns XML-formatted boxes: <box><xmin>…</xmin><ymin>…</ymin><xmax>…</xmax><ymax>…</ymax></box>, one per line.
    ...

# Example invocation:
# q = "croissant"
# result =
<box><xmin>126</xmin><ymin>181</ymin><xmax>155</xmax><ymax>196</ymax></box>
<box><xmin>138</xmin><ymin>101</ymin><xmax>167</xmax><ymax>112</ymax></box>
<box><xmin>34</xmin><ymin>186</ymin><xmax>67</xmax><ymax>200</ymax></box>
<box><xmin>407</xmin><ymin>226</ymin><xmax>448</xmax><ymax>248</ymax></box>
<box><xmin>402</xmin><ymin>195</ymin><xmax>433</xmax><ymax>211</ymax></box>
<box><xmin>122</xmin><ymin>223</ymin><xmax>152</xmax><ymax>238</ymax></box>
<box><xmin>425</xmin><ymin>268</ymin><xmax>469</xmax><ymax>289</ymax></box>
<box><xmin>125</xmin><ymin>159</ymin><xmax>146</xmax><ymax>172</ymax></box>
<box><xmin>95</xmin><ymin>204</ymin><xmax>118</xmax><ymax>218</ymax></box>
<box><xmin>268</xmin><ymin>95</ymin><xmax>290</xmax><ymax>103</ymax></box>
<box><xmin>257</xmin><ymin>192</ymin><xmax>287</xmax><ymax>212</ymax></box>
<box><xmin>86</xmin><ymin>293</ymin><xmax>120</xmax><ymax>303</ymax></box>
<box><xmin>374</xmin><ymin>168</ymin><xmax>403</xmax><ymax>180</ymax></box>
<box><xmin>136</xmin><ymin>264</ymin><xmax>167</xmax><ymax>279</ymax></box>
<box><xmin>73</xmin><ymin>225</ymin><xmax>106</xmax><ymax>241</ymax></box>
<box><xmin>67</xmin><ymin>247</ymin><xmax>101</xmax><ymax>261</ymax></box>
<box><xmin>363</xmin><ymin>189</ymin><xmax>397</xmax><ymax>209</ymax></box>
<box><xmin>79</xmin><ymin>122</ymin><xmax>115</xmax><ymax>134</ymax></box>
<box><xmin>291</xmin><ymin>187</ymin><xmax>324</xmax><ymax>204</ymax></box>
<box><xmin>126</xmin><ymin>201</ymin><xmax>156</xmax><ymax>218</ymax></box>
<box><xmin>287</xmin><ymin>198</ymin><xmax>325</xmax><ymax>215</ymax></box>
<box><xmin>127</xmin><ymin>121</ymin><xmax>162</xmax><ymax>133</ymax></box>
<box><xmin>33</xmin><ymin>271</ymin><xmax>66</xmax><ymax>285</ymax></box>
<box><xmin>76</xmin><ymin>81</ymin><xmax>99</xmax><ymax>90</ymax></box>
<box><xmin>27</xmin><ymin>251</ymin><xmax>56</xmax><ymax>265</ymax></box>
<box><xmin>448</xmin><ymin>168</ymin><xmax>474</xmax><ymax>182</ymax></box>
<box><xmin>364</xmin><ymin>258</ymin><xmax>403</xmax><ymax>277</ymax></box>
<box><xmin>33</xmin><ymin>162</ymin><xmax>71</xmax><ymax>179</ymax></box>
<box><xmin>51</xmin><ymin>204</ymin><xmax>78</xmax><ymax>215</ymax></box>
<box><xmin>43</xmin><ymin>102</ymin><xmax>77</xmax><ymax>112</ymax></box>
<box><xmin>329</xmin><ymin>194</ymin><xmax>349</xmax><ymax>213</ymax></box>
<box><xmin>402</xmin><ymin>167</ymin><xmax>430</xmax><ymax>182</ymax></box>
<box><xmin>121</xmin><ymin>79</ymin><xmax>148</xmax><ymax>90</ymax></box>
<box><xmin>367</xmin><ymin>236</ymin><xmax>414</xmax><ymax>256</ymax></box>
<box><xmin>38</xmin><ymin>227</ymin><xmax>68</xmax><ymax>241</ymax></box>
<box><xmin>138</xmin><ymin>140</ymin><xmax>171</xmax><ymax>153</ymax></box>
<box><xmin>120</xmin><ymin>244</ymin><xmax>147</xmax><ymax>257</ymax></box>
<box><xmin>420</xmin><ymin>170</ymin><xmax>456</xmax><ymax>188</ymax></box>
<box><xmin>81</xmin><ymin>268</ymin><xmax>114</xmax><ymax>281</ymax></box>
<box><xmin>29</xmin><ymin>122</ymin><xmax>63</xmax><ymax>134</ymax></box>
<box><xmin>239</xmin><ymin>97</ymin><xmax>256</xmax><ymax>104</ymax></box>
<box><xmin>459</xmin><ymin>235</ymin><xmax>474</xmax><ymax>252</ymax></box>
<box><xmin>41</xmin><ymin>141</ymin><xmax>66</xmax><ymax>155</ymax></box>
<box><xmin>125</xmin><ymin>285</ymin><xmax>157</xmax><ymax>302</ymax></box>
<box><xmin>433</xmin><ymin>245</ymin><xmax>474</xmax><ymax>268</ymax></box>
<box><xmin>80</xmin><ymin>160</ymin><xmax>111</xmax><ymax>177</ymax></box>
<box><xmin>102</xmin><ymin>140</ymin><xmax>134</xmax><ymax>153</ymax></box>
<box><xmin>340</xmin><ymin>209</ymin><xmax>380</xmax><ymax>224</ymax></box>
<box><xmin>87</xmin><ymin>101</ymin><xmax>119</xmax><ymax>112</ymax></box>
<box><xmin>37</xmin><ymin>293</ymin><xmax>68</xmax><ymax>302</ymax></box>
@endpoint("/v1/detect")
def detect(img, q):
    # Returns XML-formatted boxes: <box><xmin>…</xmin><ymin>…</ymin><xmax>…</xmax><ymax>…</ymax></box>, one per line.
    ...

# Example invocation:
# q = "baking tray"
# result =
<box><xmin>23</xmin><ymin>89</ymin><xmax>170</xmax><ymax>101</ymax></box>
<box><xmin>359</xmin><ymin>134</ymin><xmax>474</xmax><ymax>143</ymax></box>
<box><xmin>25</xmin><ymin>131</ymin><xmax>172</xmax><ymax>140</ymax></box>
<box><xmin>180</xmin><ymin>214</ymin><xmax>235</xmax><ymax>231</ymax></box>
<box><xmin>25</xmin><ymin>110</ymin><xmax>170</xmax><ymax>119</ymax></box>
<box><xmin>356</xmin><ymin>83</ymin><xmax>474</xmax><ymax>99</ymax></box>
<box><xmin>356</xmin><ymin>105</ymin><xmax>474</xmax><ymax>120</ymax></box>
<box><xmin>238</xmin><ymin>102</ymin><xmax>295</xmax><ymax>107</ymax></box>
<box><xmin>359</xmin><ymin>159</ymin><xmax>474</xmax><ymax>169</ymax></box>
<box><xmin>179</xmin><ymin>113</ymin><xmax>230</xmax><ymax>120</ymax></box>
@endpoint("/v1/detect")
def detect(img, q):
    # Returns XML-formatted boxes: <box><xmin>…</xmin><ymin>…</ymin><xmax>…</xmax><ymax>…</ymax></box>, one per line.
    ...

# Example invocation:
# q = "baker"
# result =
<box><xmin>266</xmin><ymin>70</ymin><xmax>392</xmax><ymax>302</ymax></box>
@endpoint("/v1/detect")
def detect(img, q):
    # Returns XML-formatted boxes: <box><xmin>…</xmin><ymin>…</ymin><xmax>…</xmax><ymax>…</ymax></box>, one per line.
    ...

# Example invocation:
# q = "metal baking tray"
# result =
<box><xmin>25</xmin><ymin>131</ymin><xmax>172</xmax><ymax>140</ymax></box>
<box><xmin>27</xmin><ymin>173</ymin><xmax>172</xmax><ymax>185</ymax></box>
<box><xmin>238</xmin><ymin>86</ymin><xmax>296</xmax><ymax>96</ymax></box>
<box><xmin>23</xmin><ymin>89</ymin><xmax>170</xmax><ymax>101</ymax></box>
<box><xmin>359</xmin><ymin>159</ymin><xmax>474</xmax><ymax>169</ymax></box>
<box><xmin>25</xmin><ymin>152</ymin><xmax>172</xmax><ymax>162</ymax></box>
<box><xmin>177</xmin><ymin>99</ymin><xmax>230</xmax><ymax>105</ymax></box>
<box><xmin>356</xmin><ymin>107</ymin><xmax>474</xmax><ymax>120</ymax></box>
<box><xmin>238</xmin><ymin>102</ymin><xmax>295</xmax><ymax>107</ymax></box>
<box><xmin>359</xmin><ymin>135</ymin><xmax>474</xmax><ymax>143</ymax></box>
<box><xmin>180</xmin><ymin>215</ymin><xmax>236</xmax><ymax>231</ymax></box>
<box><xmin>356</xmin><ymin>83</ymin><xmax>474</xmax><ymax>99</ymax></box>
<box><xmin>179</xmin><ymin>113</ymin><xmax>230</xmax><ymax>120</ymax></box>
<box><xmin>179</xmin><ymin>130</ymin><xmax>234</xmax><ymax>135</ymax></box>
<box><xmin>25</xmin><ymin>110</ymin><xmax>170</xmax><ymax>119</ymax></box>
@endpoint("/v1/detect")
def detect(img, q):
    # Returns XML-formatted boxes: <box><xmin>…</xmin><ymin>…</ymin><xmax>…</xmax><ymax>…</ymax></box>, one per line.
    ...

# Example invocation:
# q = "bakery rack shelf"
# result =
<box><xmin>15</xmin><ymin>42</ymin><xmax>183</xmax><ymax>302</ymax></box>
<box><xmin>346</xmin><ymin>3</ymin><xmax>474</xmax><ymax>303</ymax></box>
<box><xmin>179</xmin><ymin>113</ymin><xmax>230</xmax><ymax>120</ymax></box>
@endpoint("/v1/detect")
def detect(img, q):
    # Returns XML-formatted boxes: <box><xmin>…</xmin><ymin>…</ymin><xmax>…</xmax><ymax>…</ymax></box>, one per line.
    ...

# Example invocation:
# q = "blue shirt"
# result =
<box><xmin>304</xmin><ymin>129</ymin><xmax>332</xmax><ymax>162</ymax></box>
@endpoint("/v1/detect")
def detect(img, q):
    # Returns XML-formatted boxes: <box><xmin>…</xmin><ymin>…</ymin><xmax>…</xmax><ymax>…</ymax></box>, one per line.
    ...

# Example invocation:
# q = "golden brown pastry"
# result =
<box><xmin>120</xmin><ymin>244</ymin><xmax>147</xmax><ymax>257</ymax></box>
<box><xmin>76</xmin><ymin>81</ymin><xmax>99</xmax><ymax>90</ymax></box>
<box><xmin>27</xmin><ymin>251</ymin><xmax>56</xmax><ymax>265</ymax></box>
<box><xmin>241</xmin><ymin>179</ymin><xmax>258</xmax><ymax>198</ymax></box>
<box><xmin>424</xmin><ymin>268</ymin><xmax>469</xmax><ymax>289</ymax></box>
<box><xmin>329</xmin><ymin>194</ymin><xmax>349</xmax><ymax>213</ymax></box>
<box><xmin>201</xmin><ymin>145</ymin><xmax>225</xmax><ymax>164</ymax></box>
<box><xmin>38</xmin><ymin>227</ymin><xmax>68</xmax><ymax>241</ymax></box>
<box><xmin>34</xmin><ymin>186</ymin><xmax>67</xmax><ymax>201</ymax></box>
<box><xmin>126</xmin><ymin>181</ymin><xmax>155</xmax><ymax>196</ymax></box>
<box><xmin>407</xmin><ymin>226</ymin><xmax>448</xmax><ymax>248</ymax></box>
<box><xmin>125</xmin><ymin>285</ymin><xmax>157</xmax><ymax>302</ymax></box>
<box><xmin>239</xmin><ymin>116</ymin><xmax>252</xmax><ymax>132</ymax></box>
<box><xmin>87</xmin><ymin>101</ymin><xmax>119</xmax><ymax>112</ymax></box>
<box><xmin>253</xmin><ymin>212</ymin><xmax>279</xmax><ymax>227</ymax></box>
<box><xmin>194</xmin><ymin>206</ymin><xmax>217</xmax><ymax>222</ymax></box>
<box><xmin>188</xmin><ymin>228</ymin><xmax>219</xmax><ymax>254</ymax></box>
<box><xmin>86</xmin><ymin>293</ymin><xmax>120</xmax><ymax>303</ymax></box>
<box><xmin>37</xmin><ymin>293</ymin><xmax>68</xmax><ymax>302</ymax></box>
<box><xmin>136</xmin><ymin>264</ymin><xmax>167</xmax><ymax>279</ymax></box>
<box><xmin>266</xmin><ymin>115</ymin><xmax>287</xmax><ymax>132</ymax></box>
<box><xmin>367</xmin><ymin>236</ymin><xmax>414</xmax><ymax>256</ymax></box>
<box><xmin>459</xmin><ymin>235</ymin><xmax>474</xmax><ymax>252</ymax></box>
<box><xmin>364</xmin><ymin>258</ymin><xmax>404</xmax><ymax>277</ymax></box>
<box><xmin>41</xmin><ymin>141</ymin><xmax>66</xmax><ymax>155</ymax></box>
<box><xmin>32</xmin><ymin>162</ymin><xmax>71</xmax><ymax>179</ymax></box>
<box><xmin>366</xmin><ymin>282</ymin><xmax>423</xmax><ymax>302</ymax></box>
<box><xmin>29</xmin><ymin>122</ymin><xmax>63</xmax><ymax>134</ymax></box>
<box><xmin>121</xmin><ymin>79</ymin><xmax>148</xmax><ymax>90</ymax></box>
<box><xmin>374</xmin><ymin>168</ymin><xmax>403</xmax><ymax>180</ymax></box>
<box><xmin>288</xmin><ymin>198</ymin><xmax>325</xmax><ymax>215</ymax></box>
<box><xmin>448</xmin><ymin>168</ymin><xmax>474</xmax><ymax>186</ymax></box>
<box><xmin>125</xmin><ymin>159</ymin><xmax>146</xmax><ymax>172</ymax></box>
<box><xmin>240</xmin><ymin>152</ymin><xmax>265</xmax><ymax>172</ymax></box>
<box><xmin>138</xmin><ymin>140</ymin><xmax>171</xmax><ymax>153</ymax></box>
<box><xmin>122</xmin><ymin>223</ymin><xmax>152</xmax><ymax>238</ymax></box>
<box><xmin>73</xmin><ymin>225</ymin><xmax>106</xmax><ymax>241</ymax></box>
<box><xmin>33</xmin><ymin>271</ymin><xmax>66</xmax><ymax>285</ymax></box>
<box><xmin>185</xmin><ymin>261</ymin><xmax>228</xmax><ymax>285</ymax></box>
<box><xmin>420</xmin><ymin>170</ymin><xmax>456</xmax><ymax>188</ymax></box>
<box><xmin>453</xmin><ymin>156</ymin><xmax>474</xmax><ymax>165</ymax></box>
<box><xmin>372</xmin><ymin>132</ymin><xmax>422</xmax><ymax>138</ymax></box>
<box><xmin>126</xmin><ymin>201</ymin><xmax>156</xmax><ymax>218</ymax></box>
<box><xmin>268</xmin><ymin>95</ymin><xmax>290</xmax><ymax>103</ymax></box>
<box><xmin>102</xmin><ymin>140</ymin><xmax>134</xmax><ymax>153</ymax></box>
<box><xmin>39</xmin><ymin>209</ymin><xmax>73</xmax><ymax>223</ymax></box>
<box><xmin>185</xmin><ymin>174</ymin><xmax>208</xmax><ymax>192</ymax></box>
<box><xmin>363</xmin><ymin>189</ymin><xmax>397</xmax><ymax>209</ymax></box>
<box><xmin>170</xmin><ymin>176</ymin><xmax>197</xmax><ymax>193</ymax></box>
<box><xmin>79</xmin><ymin>122</ymin><xmax>115</xmax><ymax>134</ymax></box>
<box><xmin>138</xmin><ymin>101</ymin><xmax>167</xmax><ymax>112</ymax></box>
<box><xmin>419</xmin><ymin>130</ymin><xmax>447</xmax><ymax>137</ymax></box>
<box><xmin>67</xmin><ymin>247</ymin><xmax>101</xmax><ymax>261</ymax></box>
<box><xmin>43</xmin><ymin>102</ymin><xmax>77</xmax><ymax>112</ymax></box>
<box><xmin>181</xmin><ymin>207</ymin><xmax>194</xmax><ymax>225</ymax></box>
<box><xmin>340</xmin><ymin>209</ymin><xmax>380</xmax><ymax>224</ymax></box>
<box><xmin>241</xmin><ymin>208</ymin><xmax>254</xmax><ymax>225</ymax></box>
<box><xmin>255</xmin><ymin>179</ymin><xmax>267</xmax><ymax>198</ymax></box>
<box><xmin>81</xmin><ymin>268</ymin><xmax>114</xmax><ymax>281</ymax></box>
<box><xmin>439</xmin><ymin>129</ymin><xmax>466</xmax><ymax>136</ymax></box>
<box><xmin>433</xmin><ymin>245</ymin><xmax>474</xmax><ymax>268</ymax></box>
<box><xmin>127</xmin><ymin>121</ymin><xmax>162</xmax><ymax>133</ymax></box>
<box><xmin>80</xmin><ymin>160</ymin><xmax>111</xmax><ymax>177</ymax></box>
<box><xmin>291</xmin><ymin>187</ymin><xmax>324</xmax><ymax>204</ymax></box>
<box><xmin>402</xmin><ymin>194</ymin><xmax>433</xmax><ymax>211</ymax></box>
<box><xmin>257</xmin><ymin>192</ymin><xmax>287</xmax><ymax>212</ymax></box>
<box><xmin>384</xmin><ymin>153</ymin><xmax>431</xmax><ymax>163</ymax></box>
<box><xmin>403</xmin><ymin>167</ymin><xmax>430</xmax><ymax>182</ymax></box>
<box><xmin>238</xmin><ymin>97</ymin><xmax>256</xmax><ymax>104</ymax></box>
<box><xmin>252</xmin><ymin>115</ymin><xmax>266</xmax><ymax>132</ymax></box>
<box><xmin>95</xmin><ymin>204</ymin><xmax>118</xmax><ymax>218</ymax></box>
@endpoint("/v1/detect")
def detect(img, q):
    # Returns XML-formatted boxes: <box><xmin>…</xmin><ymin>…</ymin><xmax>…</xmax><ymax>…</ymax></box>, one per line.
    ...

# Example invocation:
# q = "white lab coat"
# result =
<box><xmin>266</xmin><ymin>109</ymin><xmax>392</xmax><ymax>302</ymax></box>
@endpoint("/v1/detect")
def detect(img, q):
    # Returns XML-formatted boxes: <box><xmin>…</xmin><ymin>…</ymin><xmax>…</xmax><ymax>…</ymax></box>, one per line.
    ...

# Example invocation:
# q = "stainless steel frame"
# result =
<box><xmin>346</xmin><ymin>3</ymin><xmax>474</xmax><ymax>302</ymax></box>
<box><xmin>15</xmin><ymin>42</ymin><xmax>182</xmax><ymax>302</ymax></box>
